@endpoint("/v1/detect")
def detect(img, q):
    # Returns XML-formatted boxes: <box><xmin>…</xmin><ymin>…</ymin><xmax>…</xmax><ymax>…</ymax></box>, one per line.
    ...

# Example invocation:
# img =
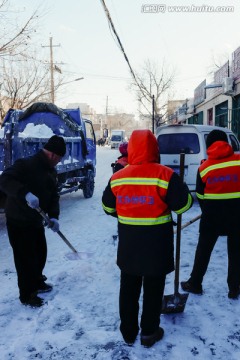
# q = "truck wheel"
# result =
<box><xmin>83</xmin><ymin>170</ymin><xmax>95</xmax><ymax>198</ymax></box>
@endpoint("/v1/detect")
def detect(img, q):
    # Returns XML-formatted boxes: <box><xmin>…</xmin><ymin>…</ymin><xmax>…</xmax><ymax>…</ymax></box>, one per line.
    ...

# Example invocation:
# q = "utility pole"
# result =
<box><xmin>42</xmin><ymin>37</ymin><xmax>60</xmax><ymax>103</ymax></box>
<box><xmin>106</xmin><ymin>96</ymin><xmax>110</xmax><ymax>133</ymax></box>
<box><xmin>152</xmin><ymin>95</ymin><xmax>155</xmax><ymax>134</ymax></box>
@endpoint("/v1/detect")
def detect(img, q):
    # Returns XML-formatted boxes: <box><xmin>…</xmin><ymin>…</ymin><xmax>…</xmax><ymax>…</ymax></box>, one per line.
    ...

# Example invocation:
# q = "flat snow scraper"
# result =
<box><xmin>162</xmin><ymin>153</ymin><xmax>189</xmax><ymax>314</ymax></box>
<box><xmin>35</xmin><ymin>207</ymin><xmax>93</xmax><ymax>260</ymax></box>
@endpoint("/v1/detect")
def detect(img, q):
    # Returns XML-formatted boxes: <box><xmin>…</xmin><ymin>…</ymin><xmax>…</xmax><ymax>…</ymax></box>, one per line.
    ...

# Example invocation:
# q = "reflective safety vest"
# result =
<box><xmin>106</xmin><ymin>163</ymin><xmax>189</xmax><ymax>226</ymax></box>
<box><xmin>197</xmin><ymin>153</ymin><xmax>240</xmax><ymax>201</ymax></box>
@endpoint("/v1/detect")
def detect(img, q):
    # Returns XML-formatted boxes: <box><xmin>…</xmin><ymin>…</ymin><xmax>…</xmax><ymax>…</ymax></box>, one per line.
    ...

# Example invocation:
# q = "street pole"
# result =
<box><xmin>50</xmin><ymin>37</ymin><xmax>54</xmax><ymax>103</ymax></box>
<box><xmin>42</xmin><ymin>37</ymin><xmax>60</xmax><ymax>103</ymax></box>
<box><xmin>152</xmin><ymin>95</ymin><xmax>155</xmax><ymax>134</ymax></box>
<box><xmin>106</xmin><ymin>96</ymin><xmax>109</xmax><ymax>133</ymax></box>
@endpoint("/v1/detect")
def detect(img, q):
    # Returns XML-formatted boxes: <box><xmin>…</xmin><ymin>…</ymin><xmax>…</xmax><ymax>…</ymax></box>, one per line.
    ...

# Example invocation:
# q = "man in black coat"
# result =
<box><xmin>0</xmin><ymin>135</ymin><xmax>66</xmax><ymax>307</ymax></box>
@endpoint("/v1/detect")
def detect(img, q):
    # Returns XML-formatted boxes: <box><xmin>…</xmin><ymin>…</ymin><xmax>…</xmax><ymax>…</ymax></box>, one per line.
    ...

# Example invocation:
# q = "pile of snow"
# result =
<box><xmin>18</xmin><ymin>123</ymin><xmax>54</xmax><ymax>138</ymax></box>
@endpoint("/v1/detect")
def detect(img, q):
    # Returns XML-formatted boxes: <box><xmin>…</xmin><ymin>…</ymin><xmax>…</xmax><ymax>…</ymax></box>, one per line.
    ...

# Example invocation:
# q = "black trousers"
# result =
<box><xmin>190</xmin><ymin>231</ymin><xmax>240</xmax><ymax>289</ymax></box>
<box><xmin>7</xmin><ymin>221</ymin><xmax>47</xmax><ymax>302</ymax></box>
<box><xmin>119</xmin><ymin>271</ymin><xmax>166</xmax><ymax>338</ymax></box>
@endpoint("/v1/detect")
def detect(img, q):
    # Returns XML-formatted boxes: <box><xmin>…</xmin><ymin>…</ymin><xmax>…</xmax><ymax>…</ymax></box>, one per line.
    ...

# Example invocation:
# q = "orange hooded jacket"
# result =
<box><xmin>105</xmin><ymin>130</ymin><xmax>192</xmax><ymax>226</ymax></box>
<box><xmin>102</xmin><ymin>129</ymin><xmax>192</xmax><ymax>275</ymax></box>
<box><xmin>197</xmin><ymin>140</ymin><xmax>240</xmax><ymax>201</ymax></box>
<box><xmin>196</xmin><ymin>140</ymin><xmax>240</xmax><ymax>235</ymax></box>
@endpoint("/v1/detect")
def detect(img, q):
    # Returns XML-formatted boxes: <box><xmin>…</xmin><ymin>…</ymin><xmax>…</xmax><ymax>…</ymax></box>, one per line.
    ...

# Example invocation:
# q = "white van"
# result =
<box><xmin>156</xmin><ymin>124</ymin><xmax>240</xmax><ymax>191</ymax></box>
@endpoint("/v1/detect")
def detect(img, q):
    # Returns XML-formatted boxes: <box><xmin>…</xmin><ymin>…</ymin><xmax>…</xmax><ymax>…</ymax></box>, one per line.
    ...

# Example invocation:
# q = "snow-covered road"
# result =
<box><xmin>0</xmin><ymin>146</ymin><xmax>239</xmax><ymax>360</ymax></box>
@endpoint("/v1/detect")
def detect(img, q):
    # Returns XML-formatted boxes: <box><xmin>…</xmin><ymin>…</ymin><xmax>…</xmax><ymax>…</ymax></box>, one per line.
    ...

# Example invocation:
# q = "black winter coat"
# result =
<box><xmin>0</xmin><ymin>150</ymin><xmax>60</xmax><ymax>227</ymax></box>
<box><xmin>102</xmin><ymin>130</ymin><xmax>193</xmax><ymax>277</ymax></box>
<box><xmin>103</xmin><ymin>173</ymin><xmax>192</xmax><ymax>276</ymax></box>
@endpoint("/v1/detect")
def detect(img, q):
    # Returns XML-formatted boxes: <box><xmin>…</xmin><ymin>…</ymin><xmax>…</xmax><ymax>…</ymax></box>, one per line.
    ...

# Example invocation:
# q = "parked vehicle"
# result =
<box><xmin>110</xmin><ymin>129</ymin><xmax>125</xmax><ymax>149</ymax></box>
<box><xmin>0</xmin><ymin>102</ymin><xmax>96</xmax><ymax>208</ymax></box>
<box><xmin>155</xmin><ymin>124</ymin><xmax>240</xmax><ymax>191</ymax></box>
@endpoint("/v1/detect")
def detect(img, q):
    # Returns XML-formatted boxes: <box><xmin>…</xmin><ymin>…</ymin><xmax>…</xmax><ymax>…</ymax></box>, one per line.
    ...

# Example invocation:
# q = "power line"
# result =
<box><xmin>100</xmin><ymin>0</ymin><xmax>151</xmax><ymax>115</ymax></box>
<box><xmin>100</xmin><ymin>1</ymin><xmax>141</xmax><ymax>92</ymax></box>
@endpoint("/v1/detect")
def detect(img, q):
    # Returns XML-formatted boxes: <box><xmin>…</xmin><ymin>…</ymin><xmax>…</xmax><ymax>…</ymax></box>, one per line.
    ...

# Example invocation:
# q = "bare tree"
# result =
<box><xmin>1</xmin><ymin>54</ymin><xmax>64</xmax><ymax>119</ymax></box>
<box><xmin>207</xmin><ymin>52</ymin><xmax>229</xmax><ymax>77</ymax></box>
<box><xmin>0</xmin><ymin>0</ymin><xmax>43</xmax><ymax>57</ymax></box>
<box><xmin>130</xmin><ymin>59</ymin><xmax>175</xmax><ymax>127</ymax></box>
<box><xmin>0</xmin><ymin>2</ymin><xmax>67</xmax><ymax>123</ymax></box>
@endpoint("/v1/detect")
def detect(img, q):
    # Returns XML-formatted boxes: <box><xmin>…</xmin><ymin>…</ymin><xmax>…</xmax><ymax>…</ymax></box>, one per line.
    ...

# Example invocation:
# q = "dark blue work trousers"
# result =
<box><xmin>190</xmin><ymin>230</ymin><xmax>240</xmax><ymax>290</ymax></box>
<box><xmin>6</xmin><ymin>221</ymin><xmax>47</xmax><ymax>302</ymax></box>
<box><xmin>119</xmin><ymin>271</ymin><xmax>166</xmax><ymax>338</ymax></box>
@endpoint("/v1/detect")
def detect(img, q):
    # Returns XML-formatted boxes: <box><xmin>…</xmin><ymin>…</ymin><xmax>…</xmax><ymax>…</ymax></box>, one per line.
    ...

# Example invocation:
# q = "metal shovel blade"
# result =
<box><xmin>64</xmin><ymin>251</ymin><xmax>94</xmax><ymax>261</ymax></box>
<box><xmin>161</xmin><ymin>292</ymin><xmax>189</xmax><ymax>314</ymax></box>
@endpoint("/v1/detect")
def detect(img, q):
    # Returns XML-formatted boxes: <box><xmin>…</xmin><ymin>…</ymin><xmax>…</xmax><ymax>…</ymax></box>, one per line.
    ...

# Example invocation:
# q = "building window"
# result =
<box><xmin>207</xmin><ymin>108</ymin><xmax>213</xmax><ymax>125</ymax></box>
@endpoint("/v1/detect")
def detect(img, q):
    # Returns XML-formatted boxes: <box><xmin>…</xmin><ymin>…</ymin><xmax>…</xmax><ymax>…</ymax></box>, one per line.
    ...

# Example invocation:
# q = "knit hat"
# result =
<box><xmin>44</xmin><ymin>135</ymin><xmax>66</xmax><ymax>156</ymax></box>
<box><xmin>119</xmin><ymin>142</ymin><xmax>128</xmax><ymax>156</ymax></box>
<box><xmin>206</xmin><ymin>129</ymin><xmax>228</xmax><ymax>149</ymax></box>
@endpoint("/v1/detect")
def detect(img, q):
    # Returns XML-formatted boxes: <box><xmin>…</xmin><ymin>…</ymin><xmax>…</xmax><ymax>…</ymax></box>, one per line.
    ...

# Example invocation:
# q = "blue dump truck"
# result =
<box><xmin>0</xmin><ymin>102</ymin><xmax>96</xmax><ymax>208</ymax></box>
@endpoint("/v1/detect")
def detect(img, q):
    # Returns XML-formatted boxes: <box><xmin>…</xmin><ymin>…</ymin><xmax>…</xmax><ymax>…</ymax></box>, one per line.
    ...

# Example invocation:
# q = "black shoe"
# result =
<box><xmin>121</xmin><ymin>330</ymin><xmax>138</xmax><ymax>346</ymax></box>
<box><xmin>181</xmin><ymin>280</ymin><xmax>203</xmax><ymax>295</ymax></box>
<box><xmin>37</xmin><ymin>282</ymin><xmax>53</xmax><ymax>294</ymax></box>
<box><xmin>21</xmin><ymin>294</ymin><xmax>45</xmax><ymax>308</ymax></box>
<box><xmin>228</xmin><ymin>286</ymin><xmax>240</xmax><ymax>299</ymax></box>
<box><xmin>141</xmin><ymin>327</ymin><xmax>164</xmax><ymax>348</ymax></box>
<box><xmin>40</xmin><ymin>274</ymin><xmax>47</xmax><ymax>282</ymax></box>
<box><xmin>122</xmin><ymin>335</ymin><xmax>137</xmax><ymax>346</ymax></box>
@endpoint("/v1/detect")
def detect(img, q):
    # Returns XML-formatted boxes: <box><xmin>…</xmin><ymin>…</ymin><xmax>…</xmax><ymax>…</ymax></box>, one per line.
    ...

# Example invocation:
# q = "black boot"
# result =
<box><xmin>21</xmin><ymin>292</ymin><xmax>45</xmax><ymax>308</ymax></box>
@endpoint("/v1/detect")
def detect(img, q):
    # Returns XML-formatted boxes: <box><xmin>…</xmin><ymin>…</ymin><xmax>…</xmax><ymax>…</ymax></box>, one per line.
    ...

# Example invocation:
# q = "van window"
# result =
<box><xmin>158</xmin><ymin>133</ymin><xmax>200</xmax><ymax>154</ymax></box>
<box><xmin>111</xmin><ymin>135</ymin><xmax>121</xmax><ymax>141</ymax></box>
<box><xmin>204</xmin><ymin>133</ymin><xmax>239</xmax><ymax>152</ymax></box>
<box><xmin>229</xmin><ymin>135</ymin><xmax>240</xmax><ymax>151</ymax></box>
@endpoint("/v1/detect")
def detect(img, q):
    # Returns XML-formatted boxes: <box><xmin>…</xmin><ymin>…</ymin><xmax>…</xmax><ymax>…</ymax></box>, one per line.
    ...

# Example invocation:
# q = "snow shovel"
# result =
<box><xmin>162</xmin><ymin>153</ymin><xmax>189</xmax><ymax>314</ymax></box>
<box><xmin>35</xmin><ymin>207</ymin><xmax>93</xmax><ymax>260</ymax></box>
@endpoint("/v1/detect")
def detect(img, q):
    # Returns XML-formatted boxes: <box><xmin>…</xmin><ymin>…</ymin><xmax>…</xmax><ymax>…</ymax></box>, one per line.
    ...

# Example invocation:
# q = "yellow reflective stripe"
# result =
<box><xmin>118</xmin><ymin>214</ymin><xmax>172</xmax><ymax>226</ymax></box>
<box><xmin>200</xmin><ymin>160</ymin><xmax>240</xmax><ymax>178</ymax></box>
<box><xmin>102</xmin><ymin>203</ymin><xmax>116</xmax><ymax>213</ymax></box>
<box><xmin>111</xmin><ymin>177</ymin><xmax>169</xmax><ymax>189</ymax></box>
<box><xmin>203</xmin><ymin>192</ymin><xmax>240</xmax><ymax>200</ymax></box>
<box><xmin>175</xmin><ymin>194</ymin><xmax>193</xmax><ymax>214</ymax></box>
<box><xmin>196</xmin><ymin>192</ymin><xmax>204</xmax><ymax>200</ymax></box>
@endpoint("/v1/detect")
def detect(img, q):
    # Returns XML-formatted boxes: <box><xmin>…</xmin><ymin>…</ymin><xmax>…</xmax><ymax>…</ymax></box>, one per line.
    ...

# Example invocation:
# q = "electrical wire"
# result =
<box><xmin>100</xmin><ymin>0</ymin><xmax>150</xmax><ymax>114</ymax></box>
<box><xmin>100</xmin><ymin>1</ymin><xmax>141</xmax><ymax>92</ymax></box>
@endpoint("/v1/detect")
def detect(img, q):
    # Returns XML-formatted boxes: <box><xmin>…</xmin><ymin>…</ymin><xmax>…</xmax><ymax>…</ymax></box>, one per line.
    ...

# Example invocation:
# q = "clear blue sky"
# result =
<box><xmin>18</xmin><ymin>0</ymin><xmax>240</xmax><ymax>116</ymax></box>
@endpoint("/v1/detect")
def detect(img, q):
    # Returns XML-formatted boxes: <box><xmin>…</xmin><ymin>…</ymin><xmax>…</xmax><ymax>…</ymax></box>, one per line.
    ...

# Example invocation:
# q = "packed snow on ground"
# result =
<box><xmin>0</xmin><ymin>146</ymin><xmax>240</xmax><ymax>360</ymax></box>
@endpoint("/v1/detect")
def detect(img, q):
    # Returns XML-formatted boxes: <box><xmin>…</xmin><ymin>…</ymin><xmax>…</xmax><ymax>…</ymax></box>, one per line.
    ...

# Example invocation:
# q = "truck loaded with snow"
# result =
<box><xmin>0</xmin><ymin>102</ymin><xmax>96</xmax><ymax>208</ymax></box>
